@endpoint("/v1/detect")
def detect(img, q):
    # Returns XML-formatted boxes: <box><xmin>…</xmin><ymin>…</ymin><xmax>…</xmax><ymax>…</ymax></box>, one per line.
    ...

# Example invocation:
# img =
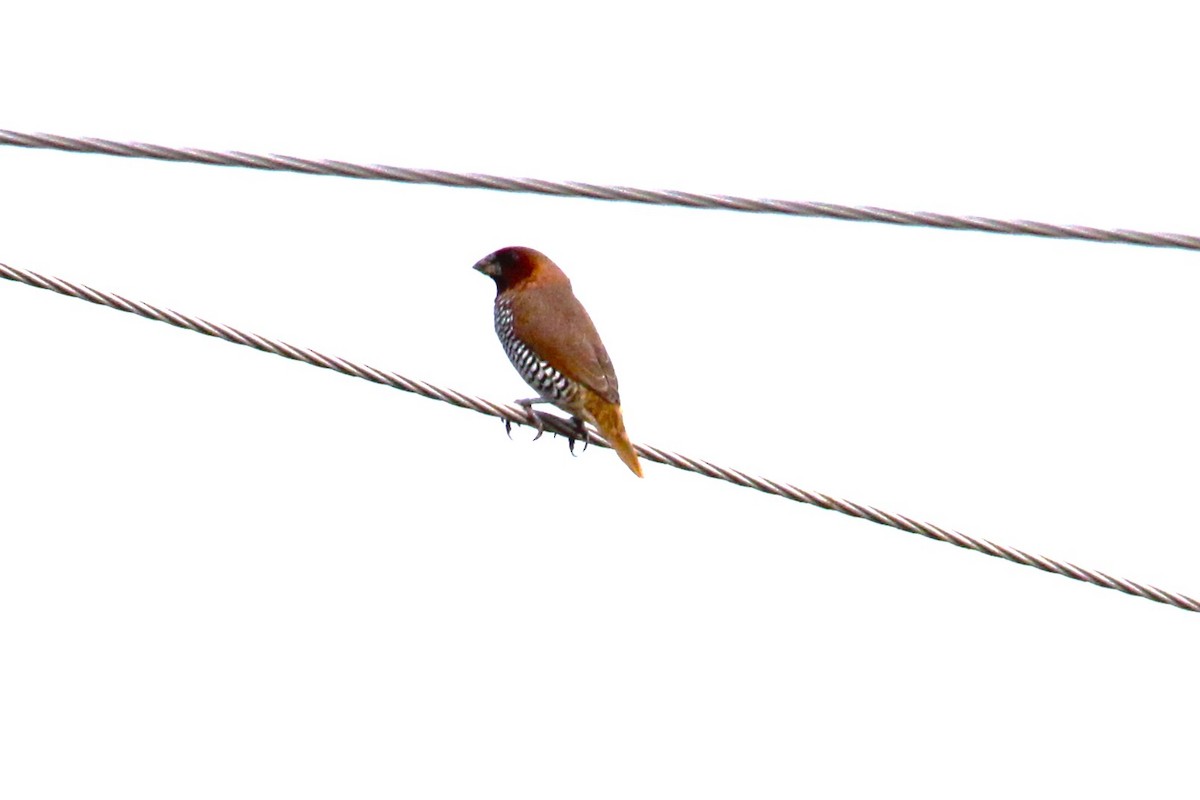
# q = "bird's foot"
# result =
<box><xmin>567</xmin><ymin>416</ymin><xmax>590</xmax><ymax>456</ymax></box>
<box><xmin>507</xmin><ymin>398</ymin><xmax>550</xmax><ymax>441</ymax></box>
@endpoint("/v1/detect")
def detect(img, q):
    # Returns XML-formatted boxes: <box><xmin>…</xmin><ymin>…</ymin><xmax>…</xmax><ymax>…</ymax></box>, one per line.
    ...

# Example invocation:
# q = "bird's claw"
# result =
<box><xmin>567</xmin><ymin>416</ymin><xmax>589</xmax><ymax>457</ymax></box>
<box><xmin>504</xmin><ymin>403</ymin><xmax>584</xmax><ymax>455</ymax></box>
<box><xmin>510</xmin><ymin>400</ymin><xmax>546</xmax><ymax>440</ymax></box>
<box><xmin>526</xmin><ymin>410</ymin><xmax>547</xmax><ymax>442</ymax></box>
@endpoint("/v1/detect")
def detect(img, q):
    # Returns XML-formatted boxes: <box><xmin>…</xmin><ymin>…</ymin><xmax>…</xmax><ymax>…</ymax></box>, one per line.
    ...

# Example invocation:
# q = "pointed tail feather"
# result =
<box><xmin>581</xmin><ymin>393</ymin><xmax>643</xmax><ymax>478</ymax></box>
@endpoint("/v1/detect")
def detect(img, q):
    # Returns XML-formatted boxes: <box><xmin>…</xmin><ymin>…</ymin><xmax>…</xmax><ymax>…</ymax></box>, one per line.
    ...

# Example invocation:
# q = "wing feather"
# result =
<box><xmin>510</xmin><ymin>283</ymin><xmax>620</xmax><ymax>405</ymax></box>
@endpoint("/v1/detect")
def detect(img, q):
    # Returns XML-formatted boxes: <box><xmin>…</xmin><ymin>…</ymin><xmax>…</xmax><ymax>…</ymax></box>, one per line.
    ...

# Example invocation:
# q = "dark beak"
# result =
<box><xmin>473</xmin><ymin>256</ymin><xmax>498</xmax><ymax>277</ymax></box>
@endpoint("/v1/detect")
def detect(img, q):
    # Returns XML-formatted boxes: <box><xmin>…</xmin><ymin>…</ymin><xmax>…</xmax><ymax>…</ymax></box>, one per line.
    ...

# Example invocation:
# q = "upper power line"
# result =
<box><xmin>3</xmin><ymin>129</ymin><xmax>1199</xmax><ymax>252</ymax></box>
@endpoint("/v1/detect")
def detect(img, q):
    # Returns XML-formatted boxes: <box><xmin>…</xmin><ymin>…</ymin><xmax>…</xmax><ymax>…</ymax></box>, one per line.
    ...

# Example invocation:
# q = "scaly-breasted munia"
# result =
<box><xmin>474</xmin><ymin>246</ymin><xmax>643</xmax><ymax>477</ymax></box>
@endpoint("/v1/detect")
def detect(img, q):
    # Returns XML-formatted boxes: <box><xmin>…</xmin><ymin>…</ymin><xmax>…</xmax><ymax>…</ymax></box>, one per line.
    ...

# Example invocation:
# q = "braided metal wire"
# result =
<box><xmin>2</xmin><ymin>261</ymin><xmax>1196</xmax><ymax>612</ymax></box>
<box><xmin>3</xmin><ymin>129</ymin><xmax>1200</xmax><ymax>251</ymax></box>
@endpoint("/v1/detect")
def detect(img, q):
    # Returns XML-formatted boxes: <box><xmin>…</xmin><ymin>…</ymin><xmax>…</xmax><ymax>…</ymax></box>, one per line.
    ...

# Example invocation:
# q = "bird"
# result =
<box><xmin>473</xmin><ymin>246</ymin><xmax>643</xmax><ymax>477</ymax></box>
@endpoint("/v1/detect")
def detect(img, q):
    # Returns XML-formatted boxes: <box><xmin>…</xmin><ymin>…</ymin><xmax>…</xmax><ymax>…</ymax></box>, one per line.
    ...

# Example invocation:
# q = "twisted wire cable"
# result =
<box><xmin>3</xmin><ymin>129</ymin><xmax>1199</xmax><ymax>252</ymax></box>
<box><xmin>2</xmin><ymin>261</ymin><xmax>1196</xmax><ymax>613</ymax></box>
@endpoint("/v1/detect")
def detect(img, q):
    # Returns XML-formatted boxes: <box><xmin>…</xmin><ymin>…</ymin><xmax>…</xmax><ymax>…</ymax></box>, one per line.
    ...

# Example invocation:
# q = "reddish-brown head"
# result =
<box><xmin>472</xmin><ymin>246</ymin><xmax>570</xmax><ymax>296</ymax></box>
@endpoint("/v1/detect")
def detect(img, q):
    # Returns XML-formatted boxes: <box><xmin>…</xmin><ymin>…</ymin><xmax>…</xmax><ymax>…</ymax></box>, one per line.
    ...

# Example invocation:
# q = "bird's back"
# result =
<box><xmin>506</xmin><ymin>281</ymin><xmax>620</xmax><ymax>405</ymax></box>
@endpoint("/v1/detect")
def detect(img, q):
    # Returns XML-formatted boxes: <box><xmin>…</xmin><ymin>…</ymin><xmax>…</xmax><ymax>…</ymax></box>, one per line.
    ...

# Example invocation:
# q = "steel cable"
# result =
<box><xmin>2</xmin><ymin>261</ymin><xmax>1195</xmax><ymax>612</ymax></box>
<box><xmin>3</xmin><ymin>129</ymin><xmax>1199</xmax><ymax>251</ymax></box>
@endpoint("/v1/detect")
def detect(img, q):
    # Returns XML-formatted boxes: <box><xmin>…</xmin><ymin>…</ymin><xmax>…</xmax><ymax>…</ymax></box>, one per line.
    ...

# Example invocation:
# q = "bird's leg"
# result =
<box><xmin>567</xmin><ymin>416</ymin><xmax>590</xmax><ymax>456</ymax></box>
<box><xmin>509</xmin><ymin>397</ymin><xmax>553</xmax><ymax>441</ymax></box>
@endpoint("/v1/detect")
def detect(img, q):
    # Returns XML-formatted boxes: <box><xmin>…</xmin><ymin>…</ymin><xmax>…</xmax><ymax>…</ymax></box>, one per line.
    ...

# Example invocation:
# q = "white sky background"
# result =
<box><xmin>2</xmin><ymin>2</ymin><xmax>1199</xmax><ymax>797</ymax></box>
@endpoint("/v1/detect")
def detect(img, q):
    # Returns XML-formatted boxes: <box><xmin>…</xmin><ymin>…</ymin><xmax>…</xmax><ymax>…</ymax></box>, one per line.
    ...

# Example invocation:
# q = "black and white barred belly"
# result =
<box><xmin>494</xmin><ymin>297</ymin><xmax>577</xmax><ymax>404</ymax></box>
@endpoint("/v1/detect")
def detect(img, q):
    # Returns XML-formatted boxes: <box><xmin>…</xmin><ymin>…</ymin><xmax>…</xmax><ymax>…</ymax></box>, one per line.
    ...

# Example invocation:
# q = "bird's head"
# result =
<box><xmin>473</xmin><ymin>246</ymin><xmax>567</xmax><ymax>294</ymax></box>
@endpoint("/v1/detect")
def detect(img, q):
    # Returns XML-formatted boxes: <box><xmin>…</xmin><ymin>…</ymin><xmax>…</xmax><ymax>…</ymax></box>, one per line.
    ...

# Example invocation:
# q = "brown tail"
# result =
<box><xmin>581</xmin><ymin>393</ymin><xmax>644</xmax><ymax>478</ymax></box>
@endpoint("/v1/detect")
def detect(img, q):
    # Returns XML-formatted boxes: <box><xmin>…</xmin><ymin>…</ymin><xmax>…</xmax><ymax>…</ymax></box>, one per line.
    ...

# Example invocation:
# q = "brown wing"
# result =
<box><xmin>510</xmin><ymin>282</ymin><xmax>620</xmax><ymax>404</ymax></box>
